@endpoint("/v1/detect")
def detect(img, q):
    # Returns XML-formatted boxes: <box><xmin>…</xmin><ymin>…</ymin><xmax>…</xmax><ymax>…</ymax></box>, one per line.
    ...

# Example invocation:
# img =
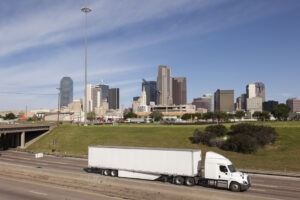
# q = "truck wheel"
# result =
<box><xmin>230</xmin><ymin>182</ymin><xmax>241</xmax><ymax>192</ymax></box>
<box><xmin>111</xmin><ymin>170</ymin><xmax>118</xmax><ymax>177</ymax></box>
<box><xmin>161</xmin><ymin>175</ymin><xmax>169</xmax><ymax>183</ymax></box>
<box><xmin>103</xmin><ymin>169</ymin><xmax>111</xmax><ymax>176</ymax></box>
<box><xmin>185</xmin><ymin>177</ymin><xmax>195</xmax><ymax>186</ymax></box>
<box><xmin>174</xmin><ymin>176</ymin><xmax>184</xmax><ymax>185</ymax></box>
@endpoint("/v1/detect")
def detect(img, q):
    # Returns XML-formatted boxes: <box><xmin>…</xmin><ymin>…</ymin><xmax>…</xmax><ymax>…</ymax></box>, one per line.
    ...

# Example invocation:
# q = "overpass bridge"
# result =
<box><xmin>0</xmin><ymin>124</ymin><xmax>51</xmax><ymax>150</ymax></box>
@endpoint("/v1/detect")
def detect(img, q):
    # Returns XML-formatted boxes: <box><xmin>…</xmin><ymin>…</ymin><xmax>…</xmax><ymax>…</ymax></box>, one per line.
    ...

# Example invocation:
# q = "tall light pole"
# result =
<box><xmin>81</xmin><ymin>7</ymin><xmax>92</xmax><ymax>126</ymax></box>
<box><xmin>56</xmin><ymin>87</ymin><xmax>61</xmax><ymax>125</ymax></box>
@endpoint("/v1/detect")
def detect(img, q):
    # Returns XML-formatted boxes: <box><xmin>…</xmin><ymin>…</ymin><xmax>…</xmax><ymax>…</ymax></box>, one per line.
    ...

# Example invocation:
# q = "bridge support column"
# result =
<box><xmin>21</xmin><ymin>131</ymin><xmax>25</xmax><ymax>149</ymax></box>
<box><xmin>15</xmin><ymin>133</ymin><xmax>20</xmax><ymax>147</ymax></box>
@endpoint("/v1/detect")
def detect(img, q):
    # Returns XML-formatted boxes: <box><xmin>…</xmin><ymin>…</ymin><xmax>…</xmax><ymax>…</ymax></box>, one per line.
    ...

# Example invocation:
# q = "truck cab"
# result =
<box><xmin>204</xmin><ymin>152</ymin><xmax>251</xmax><ymax>191</ymax></box>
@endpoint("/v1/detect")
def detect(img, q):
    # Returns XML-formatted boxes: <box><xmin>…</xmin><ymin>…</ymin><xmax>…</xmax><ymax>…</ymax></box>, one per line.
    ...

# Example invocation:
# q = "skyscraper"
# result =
<box><xmin>255</xmin><ymin>82</ymin><xmax>266</xmax><ymax>102</ymax></box>
<box><xmin>245</xmin><ymin>82</ymin><xmax>265</xmax><ymax>113</ymax></box>
<box><xmin>247</xmin><ymin>82</ymin><xmax>266</xmax><ymax>101</ymax></box>
<box><xmin>95</xmin><ymin>83</ymin><xmax>109</xmax><ymax>103</ymax></box>
<box><xmin>157</xmin><ymin>65</ymin><xmax>172</xmax><ymax>105</ymax></box>
<box><xmin>108</xmin><ymin>88</ymin><xmax>120</xmax><ymax>109</ymax></box>
<box><xmin>60</xmin><ymin>77</ymin><xmax>73</xmax><ymax>107</ymax></box>
<box><xmin>214</xmin><ymin>89</ymin><xmax>234</xmax><ymax>112</ymax></box>
<box><xmin>172</xmin><ymin>77</ymin><xmax>187</xmax><ymax>105</ymax></box>
<box><xmin>192</xmin><ymin>94</ymin><xmax>213</xmax><ymax>112</ymax></box>
<box><xmin>142</xmin><ymin>80</ymin><xmax>158</xmax><ymax>105</ymax></box>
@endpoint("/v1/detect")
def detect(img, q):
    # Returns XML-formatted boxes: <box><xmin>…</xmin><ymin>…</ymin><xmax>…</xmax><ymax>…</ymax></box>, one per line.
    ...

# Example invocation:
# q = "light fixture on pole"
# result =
<box><xmin>81</xmin><ymin>7</ymin><xmax>92</xmax><ymax>126</ymax></box>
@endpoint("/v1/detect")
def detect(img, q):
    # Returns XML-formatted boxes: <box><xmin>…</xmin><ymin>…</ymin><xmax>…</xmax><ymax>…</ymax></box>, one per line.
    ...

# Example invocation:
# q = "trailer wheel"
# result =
<box><xmin>185</xmin><ymin>177</ymin><xmax>195</xmax><ymax>186</ymax></box>
<box><xmin>103</xmin><ymin>169</ymin><xmax>111</xmax><ymax>176</ymax></box>
<box><xmin>111</xmin><ymin>170</ymin><xmax>118</xmax><ymax>177</ymax></box>
<box><xmin>230</xmin><ymin>182</ymin><xmax>241</xmax><ymax>192</ymax></box>
<box><xmin>174</xmin><ymin>176</ymin><xmax>184</xmax><ymax>185</ymax></box>
<box><xmin>161</xmin><ymin>176</ymin><xmax>169</xmax><ymax>183</ymax></box>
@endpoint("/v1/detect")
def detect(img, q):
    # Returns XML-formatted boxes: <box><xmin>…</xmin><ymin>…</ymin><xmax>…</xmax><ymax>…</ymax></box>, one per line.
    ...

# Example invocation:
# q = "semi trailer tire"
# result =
<box><xmin>103</xmin><ymin>169</ymin><xmax>111</xmax><ymax>176</ymax></box>
<box><xmin>174</xmin><ymin>176</ymin><xmax>184</xmax><ymax>185</ymax></box>
<box><xmin>185</xmin><ymin>177</ymin><xmax>195</xmax><ymax>186</ymax></box>
<box><xmin>111</xmin><ymin>170</ymin><xmax>118</xmax><ymax>177</ymax></box>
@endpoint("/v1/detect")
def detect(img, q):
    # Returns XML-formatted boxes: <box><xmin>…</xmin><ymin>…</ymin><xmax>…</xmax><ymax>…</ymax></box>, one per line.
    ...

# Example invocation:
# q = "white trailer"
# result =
<box><xmin>87</xmin><ymin>146</ymin><xmax>251</xmax><ymax>191</ymax></box>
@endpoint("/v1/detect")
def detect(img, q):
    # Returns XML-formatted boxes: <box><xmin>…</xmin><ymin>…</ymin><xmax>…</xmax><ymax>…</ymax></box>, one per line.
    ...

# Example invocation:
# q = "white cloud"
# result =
<box><xmin>0</xmin><ymin>0</ymin><xmax>298</xmax><ymax>110</ymax></box>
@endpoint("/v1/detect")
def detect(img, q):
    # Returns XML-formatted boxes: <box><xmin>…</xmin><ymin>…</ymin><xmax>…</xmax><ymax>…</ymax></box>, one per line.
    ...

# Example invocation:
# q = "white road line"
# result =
<box><xmin>252</xmin><ymin>183</ymin><xmax>279</xmax><ymax>188</ymax></box>
<box><xmin>249</xmin><ymin>188</ymin><xmax>267</xmax><ymax>192</ymax></box>
<box><xmin>29</xmin><ymin>190</ymin><xmax>48</xmax><ymax>196</ymax></box>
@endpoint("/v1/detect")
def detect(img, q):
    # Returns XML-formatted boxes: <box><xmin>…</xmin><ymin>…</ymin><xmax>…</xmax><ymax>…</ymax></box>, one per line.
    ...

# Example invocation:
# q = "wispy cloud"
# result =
<box><xmin>0</xmin><ymin>0</ymin><xmax>298</xmax><ymax>110</ymax></box>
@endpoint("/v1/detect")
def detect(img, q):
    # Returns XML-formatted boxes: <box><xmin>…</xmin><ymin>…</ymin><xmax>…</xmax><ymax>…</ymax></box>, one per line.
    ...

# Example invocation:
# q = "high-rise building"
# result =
<box><xmin>142</xmin><ymin>80</ymin><xmax>158</xmax><ymax>105</ymax></box>
<box><xmin>263</xmin><ymin>100</ymin><xmax>278</xmax><ymax>112</ymax></box>
<box><xmin>172</xmin><ymin>77</ymin><xmax>187</xmax><ymax>105</ymax></box>
<box><xmin>60</xmin><ymin>77</ymin><xmax>73</xmax><ymax>107</ymax></box>
<box><xmin>246</xmin><ymin>97</ymin><xmax>263</xmax><ymax>113</ymax></box>
<box><xmin>246</xmin><ymin>84</ymin><xmax>256</xmax><ymax>99</ymax></box>
<box><xmin>236</xmin><ymin>94</ymin><xmax>247</xmax><ymax>111</ymax></box>
<box><xmin>245</xmin><ymin>82</ymin><xmax>265</xmax><ymax>114</ymax></box>
<box><xmin>286</xmin><ymin>98</ymin><xmax>300</xmax><ymax>113</ymax></box>
<box><xmin>255</xmin><ymin>82</ymin><xmax>266</xmax><ymax>102</ymax></box>
<box><xmin>246</xmin><ymin>82</ymin><xmax>265</xmax><ymax>101</ymax></box>
<box><xmin>86</xmin><ymin>84</ymin><xmax>94</xmax><ymax>112</ymax></box>
<box><xmin>192</xmin><ymin>94</ymin><xmax>213</xmax><ymax>112</ymax></box>
<box><xmin>157</xmin><ymin>65</ymin><xmax>172</xmax><ymax>105</ymax></box>
<box><xmin>214</xmin><ymin>89</ymin><xmax>234</xmax><ymax>112</ymax></box>
<box><xmin>108</xmin><ymin>88</ymin><xmax>119</xmax><ymax>109</ymax></box>
<box><xmin>95</xmin><ymin>83</ymin><xmax>109</xmax><ymax>104</ymax></box>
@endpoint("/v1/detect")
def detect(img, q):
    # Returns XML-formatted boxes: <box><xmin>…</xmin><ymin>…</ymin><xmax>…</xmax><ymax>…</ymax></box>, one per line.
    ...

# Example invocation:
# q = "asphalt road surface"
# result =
<box><xmin>0</xmin><ymin>151</ymin><xmax>299</xmax><ymax>200</ymax></box>
<box><xmin>0</xmin><ymin>175</ymin><xmax>122</xmax><ymax>200</ymax></box>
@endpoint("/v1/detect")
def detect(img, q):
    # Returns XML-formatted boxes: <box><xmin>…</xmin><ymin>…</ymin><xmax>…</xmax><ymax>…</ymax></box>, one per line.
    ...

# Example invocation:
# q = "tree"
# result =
<box><xmin>4</xmin><ymin>113</ymin><xmax>17</xmax><ymax>120</ymax></box>
<box><xmin>150</xmin><ymin>111</ymin><xmax>163</xmax><ymax>122</ymax></box>
<box><xmin>202</xmin><ymin>112</ymin><xmax>214</xmax><ymax>121</ymax></box>
<box><xmin>261</xmin><ymin>111</ymin><xmax>271</xmax><ymax>121</ymax></box>
<box><xmin>181</xmin><ymin>113</ymin><xmax>193</xmax><ymax>121</ymax></box>
<box><xmin>215</xmin><ymin>111</ymin><xmax>228</xmax><ymax>123</ymax></box>
<box><xmin>235</xmin><ymin>111</ymin><xmax>245</xmax><ymax>120</ymax></box>
<box><xmin>87</xmin><ymin>112</ymin><xmax>96</xmax><ymax>121</ymax></box>
<box><xmin>252</xmin><ymin>111</ymin><xmax>262</xmax><ymax>120</ymax></box>
<box><xmin>123</xmin><ymin>112</ymin><xmax>137</xmax><ymax>119</ymax></box>
<box><xmin>272</xmin><ymin>104</ymin><xmax>290</xmax><ymax>121</ymax></box>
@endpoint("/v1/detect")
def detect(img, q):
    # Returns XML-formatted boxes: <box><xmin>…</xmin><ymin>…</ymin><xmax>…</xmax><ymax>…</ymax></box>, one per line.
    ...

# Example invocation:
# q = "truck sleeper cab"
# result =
<box><xmin>204</xmin><ymin>152</ymin><xmax>251</xmax><ymax>191</ymax></box>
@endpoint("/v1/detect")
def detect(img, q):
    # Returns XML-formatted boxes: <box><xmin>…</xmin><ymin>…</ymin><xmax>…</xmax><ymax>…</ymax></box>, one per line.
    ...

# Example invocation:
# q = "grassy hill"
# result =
<box><xmin>27</xmin><ymin>122</ymin><xmax>300</xmax><ymax>172</ymax></box>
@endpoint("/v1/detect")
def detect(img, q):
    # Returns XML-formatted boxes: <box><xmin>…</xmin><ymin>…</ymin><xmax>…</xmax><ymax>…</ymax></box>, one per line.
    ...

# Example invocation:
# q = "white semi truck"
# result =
<box><xmin>87</xmin><ymin>146</ymin><xmax>251</xmax><ymax>192</ymax></box>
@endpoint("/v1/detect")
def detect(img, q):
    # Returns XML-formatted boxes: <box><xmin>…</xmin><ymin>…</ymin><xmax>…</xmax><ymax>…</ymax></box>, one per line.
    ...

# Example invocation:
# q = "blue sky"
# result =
<box><xmin>0</xmin><ymin>0</ymin><xmax>300</xmax><ymax>111</ymax></box>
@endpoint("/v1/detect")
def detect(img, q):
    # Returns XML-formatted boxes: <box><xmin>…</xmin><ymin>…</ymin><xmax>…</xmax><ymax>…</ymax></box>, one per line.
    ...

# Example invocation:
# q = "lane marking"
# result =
<box><xmin>249</xmin><ymin>188</ymin><xmax>267</xmax><ymax>192</ymax></box>
<box><xmin>252</xmin><ymin>183</ymin><xmax>279</xmax><ymax>188</ymax></box>
<box><xmin>29</xmin><ymin>190</ymin><xmax>48</xmax><ymax>196</ymax></box>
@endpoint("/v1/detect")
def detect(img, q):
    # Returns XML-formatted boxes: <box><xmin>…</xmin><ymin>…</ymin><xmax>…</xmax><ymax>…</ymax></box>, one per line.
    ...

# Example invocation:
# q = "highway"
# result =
<box><xmin>0</xmin><ymin>176</ymin><xmax>121</xmax><ymax>200</ymax></box>
<box><xmin>0</xmin><ymin>150</ymin><xmax>299</xmax><ymax>200</ymax></box>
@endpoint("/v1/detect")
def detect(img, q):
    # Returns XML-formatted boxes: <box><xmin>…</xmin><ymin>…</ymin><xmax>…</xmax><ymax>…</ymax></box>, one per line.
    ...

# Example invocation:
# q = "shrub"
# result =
<box><xmin>205</xmin><ymin>124</ymin><xmax>227</xmax><ymax>137</ymax></box>
<box><xmin>190</xmin><ymin>129</ymin><xmax>217</xmax><ymax>147</ymax></box>
<box><xmin>230</xmin><ymin>123</ymin><xmax>278</xmax><ymax>147</ymax></box>
<box><xmin>190</xmin><ymin>123</ymin><xmax>279</xmax><ymax>154</ymax></box>
<box><xmin>221</xmin><ymin>134</ymin><xmax>258</xmax><ymax>153</ymax></box>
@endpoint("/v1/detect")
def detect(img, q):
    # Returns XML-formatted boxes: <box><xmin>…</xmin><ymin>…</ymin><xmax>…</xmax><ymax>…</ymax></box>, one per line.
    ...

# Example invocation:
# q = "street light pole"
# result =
<box><xmin>56</xmin><ymin>87</ymin><xmax>61</xmax><ymax>126</ymax></box>
<box><xmin>81</xmin><ymin>7</ymin><xmax>92</xmax><ymax>126</ymax></box>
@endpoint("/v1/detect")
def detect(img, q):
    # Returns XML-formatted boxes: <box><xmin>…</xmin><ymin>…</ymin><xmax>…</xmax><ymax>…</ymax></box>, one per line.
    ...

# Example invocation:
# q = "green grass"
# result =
<box><xmin>27</xmin><ymin>122</ymin><xmax>300</xmax><ymax>172</ymax></box>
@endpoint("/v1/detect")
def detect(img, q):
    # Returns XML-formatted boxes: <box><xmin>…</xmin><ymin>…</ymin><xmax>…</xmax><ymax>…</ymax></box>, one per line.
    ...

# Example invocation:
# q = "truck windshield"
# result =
<box><xmin>228</xmin><ymin>165</ymin><xmax>236</xmax><ymax>172</ymax></box>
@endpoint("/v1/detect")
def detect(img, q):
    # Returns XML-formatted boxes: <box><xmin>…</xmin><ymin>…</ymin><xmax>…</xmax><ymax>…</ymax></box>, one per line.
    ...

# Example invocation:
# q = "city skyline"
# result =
<box><xmin>0</xmin><ymin>0</ymin><xmax>300</xmax><ymax>111</ymax></box>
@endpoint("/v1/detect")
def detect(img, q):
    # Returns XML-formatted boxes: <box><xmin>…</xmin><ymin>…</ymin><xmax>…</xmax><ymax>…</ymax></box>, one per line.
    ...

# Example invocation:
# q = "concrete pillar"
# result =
<box><xmin>16</xmin><ymin>133</ymin><xmax>20</xmax><ymax>147</ymax></box>
<box><xmin>21</xmin><ymin>131</ymin><xmax>25</xmax><ymax>149</ymax></box>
